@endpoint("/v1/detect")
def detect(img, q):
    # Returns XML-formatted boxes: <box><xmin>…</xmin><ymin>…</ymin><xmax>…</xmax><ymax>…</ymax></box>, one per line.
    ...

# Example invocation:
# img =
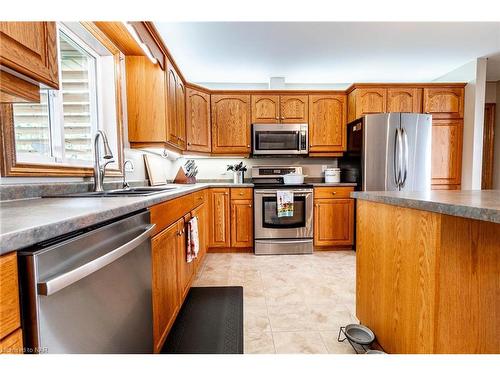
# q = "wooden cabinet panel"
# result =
<box><xmin>280</xmin><ymin>95</ymin><xmax>308</xmax><ymax>123</ymax></box>
<box><xmin>0</xmin><ymin>328</ymin><xmax>23</xmax><ymax>354</ymax></box>
<box><xmin>0</xmin><ymin>22</ymin><xmax>59</xmax><ymax>89</ymax></box>
<box><xmin>423</xmin><ymin>87</ymin><xmax>464</xmax><ymax>118</ymax></box>
<box><xmin>192</xmin><ymin>201</ymin><xmax>208</xmax><ymax>270</ymax></box>
<box><xmin>0</xmin><ymin>252</ymin><xmax>21</xmax><ymax>340</ymax></box>
<box><xmin>387</xmin><ymin>88</ymin><xmax>422</xmax><ymax>113</ymax></box>
<box><xmin>166</xmin><ymin>60</ymin><xmax>185</xmax><ymax>150</ymax></box>
<box><xmin>0</xmin><ymin>70</ymin><xmax>40</xmax><ymax>103</ymax></box>
<box><xmin>309</xmin><ymin>94</ymin><xmax>347</xmax><ymax>153</ymax></box>
<box><xmin>186</xmin><ymin>88</ymin><xmax>211</xmax><ymax>152</ymax></box>
<box><xmin>431</xmin><ymin>119</ymin><xmax>463</xmax><ymax>186</ymax></box>
<box><xmin>211</xmin><ymin>95</ymin><xmax>251</xmax><ymax>154</ymax></box>
<box><xmin>357</xmin><ymin>88</ymin><xmax>387</xmax><ymax>117</ymax></box>
<box><xmin>314</xmin><ymin>186</ymin><xmax>354</xmax><ymax>199</ymax></box>
<box><xmin>177</xmin><ymin>218</ymin><xmax>193</xmax><ymax>302</ymax></box>
<box><xmin>151</xmin><ymin>221</ymin><xmax>180</xmax><ymax>353</ymax></box>
<box><xmin>126</xmin><ymin>56</ymin><xmax>167</xmax><ymax>144</ymax></box>
<box><xmin>208</xmin><ymin>188</ymin><xmax>231</xmax><ymax>247</ymax></box>
<box><xmin>231</xmin><ymin>199</ymin><xmax>253</xmax><ymax>248</ymax></box>
<box><xmin>251</xmin><ymin>95</ymin><xmax>279</xmax><ymax>123</ymax></box>
<box><xmin>230</xmin><ymin>187</ymin><xmax>253</xmax><ymax>200</ymax></box>
<box><xmin>314</xmin><ymin>198</ymin><xmax>354</xmax><ymax>247</ymax></box>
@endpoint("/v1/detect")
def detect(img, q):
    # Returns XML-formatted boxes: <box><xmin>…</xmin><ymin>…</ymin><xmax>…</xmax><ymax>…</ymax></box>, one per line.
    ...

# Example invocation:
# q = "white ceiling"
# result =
<box><xmin>154</xmin><ymin>22</ymin><xmax>500</xmax><ymax>88</ymax></box>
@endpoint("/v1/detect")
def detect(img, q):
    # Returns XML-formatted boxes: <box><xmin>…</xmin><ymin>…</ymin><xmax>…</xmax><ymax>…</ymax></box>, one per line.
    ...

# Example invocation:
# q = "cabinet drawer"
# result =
<box><xmin>0</xmin><ymin>328</ymin><xmax>23</xmax><ymax>354</ymax></box>
<box><xmin>314</xmin><ymin>187</ymin><xmax>354</xmax><ymax>199</ymax></box>
<box><xmin>230</xmin><ymin>187</ymin><xmax>253</xmax><ymax>200</ymax></box>
<box><xmin>0</xmin><ymin>252</ymin><xmax>21</xmax><ymax>341</ymax></box>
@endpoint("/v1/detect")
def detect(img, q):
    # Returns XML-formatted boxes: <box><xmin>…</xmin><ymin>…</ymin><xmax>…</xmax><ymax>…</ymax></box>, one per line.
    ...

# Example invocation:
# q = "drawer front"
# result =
<box><xmin>230</xmin><ymin>187</ymin><xmax>253</xmax><ymax>200</ymax></box>
<box><xmin>314</xmin><ymin>187</ymin><xmax>354</xmax><ymax>199</ymax></box>
<box><xmin>0</xmin><ymin>252</ymin><xmax>21</xmax><ymax>340</ymax></box>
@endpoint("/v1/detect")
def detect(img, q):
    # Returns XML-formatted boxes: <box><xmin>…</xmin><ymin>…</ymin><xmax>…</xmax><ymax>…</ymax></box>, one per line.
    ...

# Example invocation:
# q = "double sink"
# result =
<box><xmin>47</xmin><ymin>186</ymin><xmax>179</xmax><ymax>198</ymax></box>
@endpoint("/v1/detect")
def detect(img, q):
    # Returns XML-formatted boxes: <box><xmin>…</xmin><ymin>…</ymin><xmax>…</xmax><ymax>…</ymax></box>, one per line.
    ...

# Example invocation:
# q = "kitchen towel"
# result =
<box><xmin>277</xmin><ymin>190</ymin><xmax>294</xmax><ymax>217</ymax></box>
<box><xmin>186</xmin><ymin>216</ymin><xmax>199</xmax><ymax>263</ymax></box>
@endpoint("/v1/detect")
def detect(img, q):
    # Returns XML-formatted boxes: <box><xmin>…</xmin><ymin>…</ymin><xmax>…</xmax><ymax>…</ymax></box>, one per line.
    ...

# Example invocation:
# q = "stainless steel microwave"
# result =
<box><xmin>252</xmin><ymin>123</ymin><xmax>308</xmax><ymax>156</ymax></box>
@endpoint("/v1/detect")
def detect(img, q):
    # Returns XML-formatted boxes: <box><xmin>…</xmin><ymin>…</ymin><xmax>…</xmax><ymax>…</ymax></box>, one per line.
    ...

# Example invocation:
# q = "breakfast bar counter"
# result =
<box><xmin>352</xmin><ymin>190</ymin><xmax>500</xmax><ymax>354</ymax></box>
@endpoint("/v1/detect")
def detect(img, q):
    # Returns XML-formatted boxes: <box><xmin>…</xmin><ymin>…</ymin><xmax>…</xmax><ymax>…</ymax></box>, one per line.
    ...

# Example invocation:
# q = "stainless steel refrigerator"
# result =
<box><xmin>342</xmin><ymin>113</ymin><xmax>432</xmax><ymax>191</ymax></box>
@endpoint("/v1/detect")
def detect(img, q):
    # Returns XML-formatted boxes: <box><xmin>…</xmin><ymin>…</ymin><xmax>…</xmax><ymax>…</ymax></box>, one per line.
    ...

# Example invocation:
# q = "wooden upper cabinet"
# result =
<box><xmin>280</xmin><ymin>95</ymin><xmax>308</xmax><ymax>123</ymax></box>
<box><xmin>309</xmin><ymin>94</ymin><xmax>347</xmax><ymax>153</ymax></box>
<box><xmin>387</xmin><ymin>88</ymin><xmax>422</xmax><ymax>113</ymax></box>
<box><xmin>0</xmin><ymin>22</ymin><xmax>59</xmax><ymax>90</ymax></box>
<box><xmin>348</xmin><ymin>88</ymin><xmax>387</xmax><ymax>122</ymax></box>
<box><xmin>431</xmin><ymin>119</ymin><xmax>463</xmax><ymax>187</ymax></box>
<box><xmin>125</xmin><ymin>56</ymin><xmax>167</xmax><ymax>144</ymax></box>
<box><xmin>166</xmin><ymin>60</ymin><xmax>186</xmax><ymax>150</ymax></box>
<box><xmin>211</xmin><ymin>94</ymin><xmax>251</xmax><ymax>154</ymax></box>
<box><xmin>251</xmin><ymin>95</ymin><xmax>280</xmax><ymax>123</ymax></box>
<box><xmin>423</xmin><ymin>87</ymin><xmax>464</xmax><ymax>118</ymax></box>
<box><xmin>186</xmin><ymin>88</ymin><xmax>211</xmax><ymax>152</ymax></box>
<box><xmin>208</xmin><ymin>188</ymin><xmax>231</xmax><ymax>247</ymax></box>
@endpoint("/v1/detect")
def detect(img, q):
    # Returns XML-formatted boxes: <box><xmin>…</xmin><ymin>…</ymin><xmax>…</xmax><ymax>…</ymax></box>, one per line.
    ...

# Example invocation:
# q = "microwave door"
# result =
<box><xmin>253</xmin><ymin>130</ymin><xmax>301</xmax><ymax>155</ymax></box>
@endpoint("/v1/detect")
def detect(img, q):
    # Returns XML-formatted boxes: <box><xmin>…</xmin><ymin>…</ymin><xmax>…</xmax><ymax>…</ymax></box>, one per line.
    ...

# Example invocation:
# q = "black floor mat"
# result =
<box><xmin>161</xmin><ymin>286</ymin><xmax>244</xmax><ymax>354</ymax></box>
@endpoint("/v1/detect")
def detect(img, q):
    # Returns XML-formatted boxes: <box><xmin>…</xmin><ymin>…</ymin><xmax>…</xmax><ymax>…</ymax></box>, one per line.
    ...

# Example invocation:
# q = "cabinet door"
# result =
<box><xmin>211</xmin><ymin>95</ymin><xmax>251</xmax><ymax>154</ymax></box>
<box><xmin>431</xmin><ymin>119</ymin><xmax>463</xmax><ymax>187</ymax></box>
<box><xmin>151</xmin><ymin>220</ymin><xmax>180</xmax><ymax>352</ymax></box>
<box><xmin>0</xmin><ymin>22</ymin><xmax>59</xmax><ymax>89</ymax></box>
<box><xmin>177</xmin><ymin>218</ymin><xmax>194</xmax><ymax>302</ymax></box>
<box><xmin>356</xmin><ymin>88</ymin><xmax>387</xmax><ymax>117</ymax></box>
<box><xmin>280</xmin><ymin>95</ymin><xmax>308</xmax><ymax>123</ymax></box>
<box><xmin>0</xmin><ymin>252</ymin><xmax>20</xmax><ymax>340</ymax></box>
<box><xmin>208</xmin><ymin>188</ymin><xmax>231</xmax><ymax>247</ymax></box>
<box><xmin>126</xmin><ymin>56</ymin><xmax>167</xmax><ymax>144</ymax></box>
<box><xmin>314</xmin><ymin>198</ymin><xmax>354</xmax><ymax>247</ymax></box>
<box><xmin>387</xmin><ymin>88</ymin><xmax>422</xmax><ymax>113</ymax></box>
<box><xmin>175</xmin><ymin>76</ymin><xmax>186</xmax><ymax>150</ymax></box>
<box><xmin>309</xmin><ymin>94</ymin><xmax>347</xmax><ymax>152</ymax></box>
<box><xmin>231</xmin><ymin>199</ymin><xmax>253</xmax><ymax>248</ymax></box>
<box><xmin>192</xmin><ymin>202</ymin><xmax>208</xmax><ymax>270</ymax></box>
<box><xmin>423</xmin><ymin>87</ymin><xmax>464</xmax><ymax>118</ymax></box>
<box><xmin>186</xmin><ymin>88</ymin><xmax>211</xmax><ymax>152</ymax></box>
<box><xmin>166</xmin><ymin>62</ymin><xmax>179</xmax><ymax>148</ymax></box>
<box><xmin>251</xmin><ymin>95</ymin><xmax>280</xmax><ymax>123</ymax></box>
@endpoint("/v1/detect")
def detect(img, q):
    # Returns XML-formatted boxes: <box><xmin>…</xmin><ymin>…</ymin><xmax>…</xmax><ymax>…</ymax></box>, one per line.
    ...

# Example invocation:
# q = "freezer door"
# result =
<box><xmin>363</xmin><ymin>113</ymin><xmax>401</xmax><ymax>191</ymax></box>
<box><xmin>400</xmin><ymin>113</ymin><xmax>432</xmax><ymax>191</ymax></box>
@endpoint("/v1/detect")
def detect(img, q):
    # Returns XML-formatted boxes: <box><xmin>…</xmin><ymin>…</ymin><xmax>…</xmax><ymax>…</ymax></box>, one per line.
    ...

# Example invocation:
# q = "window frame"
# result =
<box><xmin>0</xmin><ymin>22</ymin><xmax>124</xmax><ymax>177</ymax></box>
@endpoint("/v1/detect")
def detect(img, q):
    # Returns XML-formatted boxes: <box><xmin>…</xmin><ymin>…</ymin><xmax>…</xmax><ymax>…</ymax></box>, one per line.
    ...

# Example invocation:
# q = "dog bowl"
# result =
<box><xmin>365</xmin><ymin>349</ymin><xmax>386</xmax><ymax>354</ymax></box>
<box><xmin>344</xmin><ymin>324</ymin><xmax>375</xmax><ymax>345</ymax></box>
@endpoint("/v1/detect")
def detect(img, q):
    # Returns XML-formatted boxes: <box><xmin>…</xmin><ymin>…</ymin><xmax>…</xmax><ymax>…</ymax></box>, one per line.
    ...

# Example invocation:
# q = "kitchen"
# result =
<box><xmin>0</xmin><ymin>2</ymin><xmax>500</xmax><ymax>372</ymax></box>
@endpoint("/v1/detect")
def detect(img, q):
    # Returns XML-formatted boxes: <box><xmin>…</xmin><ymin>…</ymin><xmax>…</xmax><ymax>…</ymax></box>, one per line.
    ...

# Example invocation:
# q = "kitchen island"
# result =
<box><xmin>351</xmin><ymin>190</ymin><xmax>500</xmax><ymax>354</ymax></box>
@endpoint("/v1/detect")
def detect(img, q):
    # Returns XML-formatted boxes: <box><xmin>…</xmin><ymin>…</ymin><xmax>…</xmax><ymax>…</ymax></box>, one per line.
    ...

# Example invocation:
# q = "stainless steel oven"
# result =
<box><xmin>252</xmin><ymin>123</ymin><xmax>308</xmax><ymax>156</ymax></box>
<box><xmin>252</xmin><ymin>166</ymin><xmax>314</xmax><ymax>255</ymax></box>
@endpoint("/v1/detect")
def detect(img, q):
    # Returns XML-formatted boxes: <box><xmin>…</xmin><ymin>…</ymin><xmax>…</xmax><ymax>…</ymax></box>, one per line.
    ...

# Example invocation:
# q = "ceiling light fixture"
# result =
<box><xmin>123</xmin><ymin>22</ymin><xmax>157</xmax><ymax>65</ymax></box>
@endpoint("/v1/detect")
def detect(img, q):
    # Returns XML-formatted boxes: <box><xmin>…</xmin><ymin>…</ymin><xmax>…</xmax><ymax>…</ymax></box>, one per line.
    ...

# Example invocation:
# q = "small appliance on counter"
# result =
<box><xmin>324</xmin><ymin>168</ymin><xmax>341</xmax><ymax>183</ymax></box>
<box><xmin>252</xmin><ymin>166</ymin><xmax>313</xmax><ymax>255</ymax></box>
<box><xmin>174</xmin><ymin>159</ymin><xmax>198</xmax><ymax>184</ymax></box>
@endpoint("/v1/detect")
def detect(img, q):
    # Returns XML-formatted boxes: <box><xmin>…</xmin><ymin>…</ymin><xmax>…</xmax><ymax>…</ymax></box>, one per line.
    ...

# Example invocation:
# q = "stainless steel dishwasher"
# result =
<box><xmin>18</xmin><ymin>210</ymin><xmax>155</xmax><ymax>354</ymax></box>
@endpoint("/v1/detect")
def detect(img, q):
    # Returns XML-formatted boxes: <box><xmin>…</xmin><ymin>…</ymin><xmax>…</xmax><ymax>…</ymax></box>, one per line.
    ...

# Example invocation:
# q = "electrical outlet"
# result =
<box><xmin>321</xmin><ymin>165</ymin><xmax>328</xmax><ymax>172</ymax></box>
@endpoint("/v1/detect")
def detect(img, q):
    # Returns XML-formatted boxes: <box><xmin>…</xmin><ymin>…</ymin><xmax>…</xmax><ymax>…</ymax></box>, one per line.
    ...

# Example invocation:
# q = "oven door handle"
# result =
<box><xmin>254</xmin><ymin>190</ymin><xmax>313</xmax><ymax>195</ymax></box>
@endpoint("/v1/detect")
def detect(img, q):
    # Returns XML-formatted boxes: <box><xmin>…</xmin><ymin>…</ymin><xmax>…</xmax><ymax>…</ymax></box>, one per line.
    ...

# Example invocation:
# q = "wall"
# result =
<box><xmin>434</xmin><ymin>58</ymin><xmax>487</xmax><ymax>189</ymax></box>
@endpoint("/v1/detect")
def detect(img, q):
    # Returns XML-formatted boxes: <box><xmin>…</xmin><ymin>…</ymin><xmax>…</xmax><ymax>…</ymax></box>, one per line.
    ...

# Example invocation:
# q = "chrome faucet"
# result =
<box><xmin>93</xmin><ymin>130</ymin><xmax>114</xmax><ymax>192</ymax></box>
<box><xmin>122</xmin><ymin>160</ymin><xmax>133</xmax><ymax>189</ymax></box>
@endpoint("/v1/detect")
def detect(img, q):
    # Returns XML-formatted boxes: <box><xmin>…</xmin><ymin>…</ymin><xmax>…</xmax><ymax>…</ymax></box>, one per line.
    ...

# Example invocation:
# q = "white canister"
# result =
<box><xmin>324</xmin><ymin>168</ymin><xmax>341</xmax><ymax>183</ymax></box>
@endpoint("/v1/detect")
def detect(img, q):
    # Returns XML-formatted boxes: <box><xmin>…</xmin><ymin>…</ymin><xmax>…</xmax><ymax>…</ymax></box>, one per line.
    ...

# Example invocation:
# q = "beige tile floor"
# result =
<box><xmin>192</xmin><ymin>251</ymin><xmax>359</xmax><ymax>354</ymax></box>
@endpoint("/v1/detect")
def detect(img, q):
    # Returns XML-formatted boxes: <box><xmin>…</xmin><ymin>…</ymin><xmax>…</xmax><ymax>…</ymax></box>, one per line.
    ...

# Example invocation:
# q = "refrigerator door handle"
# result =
<box><xmin>394</xmin><ymin>128</ymin><xmax>402</xmax><ymax>188</ymax></box>
<box><xmin>401</xmin><ymin>128</ymin><xmax>409</xmax><ymax>188</ymax></box>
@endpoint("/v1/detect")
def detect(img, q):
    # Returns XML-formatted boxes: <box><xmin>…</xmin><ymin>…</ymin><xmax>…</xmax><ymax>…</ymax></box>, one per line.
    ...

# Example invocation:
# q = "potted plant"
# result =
<box><xmin>226</xmin><ymin>162</ymin><xmax>247</xmax><ymax>184</ymax></box>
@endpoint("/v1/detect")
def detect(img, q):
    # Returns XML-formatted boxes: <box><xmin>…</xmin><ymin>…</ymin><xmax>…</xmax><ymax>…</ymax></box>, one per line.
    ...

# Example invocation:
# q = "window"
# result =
<box><xmin>12</xmin><ymin>22</ymin><xmax>121</xmax><ymax>171</ymax></box>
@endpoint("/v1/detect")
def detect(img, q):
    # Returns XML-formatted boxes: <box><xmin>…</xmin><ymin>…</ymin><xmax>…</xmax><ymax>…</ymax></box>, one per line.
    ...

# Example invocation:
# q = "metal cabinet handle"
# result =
<box><xmin>331</xmin><ymin>192</ymin><xmax>336</xmax><ymax>195</ymax></box>
<box><xmin>247</xmin><ymin>145</ymin><xmax>250</xmax><ymax>148</ymax></box>
<box><xmin>248</xmin><ymin>204</ymin><xmax>252</xmax><ymax>207</ymax></box>
<box><xmin>37</xmin><ymin>224</ymin><xmax>156</xmax><ymax>296</ymax></box>
<box><xmin>275</xmin><ymin>116</ymin><xmax>279</xmax><ymax>120</ymax></box>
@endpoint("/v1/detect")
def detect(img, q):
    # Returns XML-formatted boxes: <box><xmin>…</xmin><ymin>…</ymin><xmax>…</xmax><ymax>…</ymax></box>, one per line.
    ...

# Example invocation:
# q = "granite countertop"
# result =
<box><xmin>0</xmin><ymin>182</ymin><xmax>253</xmax><ymax>254</ymax></box>
<box><xmin>351</xmin><ymin>190</ymin><xmax>500</xmax><ymax>224</ymax></box>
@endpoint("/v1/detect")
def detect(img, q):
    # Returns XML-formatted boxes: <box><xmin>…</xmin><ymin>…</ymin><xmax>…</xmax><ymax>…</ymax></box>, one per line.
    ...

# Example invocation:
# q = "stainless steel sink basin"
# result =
<box><xmin>44</xmin><ymin>186</ymin><xmax>179</xmax><ymax>198</ymax></box>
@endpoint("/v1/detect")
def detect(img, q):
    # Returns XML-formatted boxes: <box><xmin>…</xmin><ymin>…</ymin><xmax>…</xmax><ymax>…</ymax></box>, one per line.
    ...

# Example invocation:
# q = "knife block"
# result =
<box><xmin>173</xmin><ymin>167</ymin><xmax>197</xmax><ymax>184</ymax></box>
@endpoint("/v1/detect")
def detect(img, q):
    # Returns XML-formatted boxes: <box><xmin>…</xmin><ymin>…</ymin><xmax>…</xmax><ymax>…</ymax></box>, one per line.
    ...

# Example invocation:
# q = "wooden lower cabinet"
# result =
<box><xmin>314</xmin><ymin>198</ymin><xmax>354</xmax><ymax>248</ymax></box>
<box><xmin>230</xmin><ymin>199</ymin><xmax>253</xmax><ymax>248</ymax></box>
<box><xmin>0</xmin><ymin>252</ymin><xmax>21</xmax><ymax>345</ymax></box>
<box><xmin>176</xmin><ymin>217</ymin><xmax>194</xmax><ymax>302</ymax></box>
<box><xmin>208</xmin><ymin>188</ymin><xmax>231</xmax><ymax>248</ymax></box>
<box><xmin>151</xmin><ymin>219</ymin><xmax>181</xmax><ymax>353</ymax></box>
<box><xmin>192</xmin><ymin>202</ymin><xmax>208</xmax><ymax>270</ymax></box>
